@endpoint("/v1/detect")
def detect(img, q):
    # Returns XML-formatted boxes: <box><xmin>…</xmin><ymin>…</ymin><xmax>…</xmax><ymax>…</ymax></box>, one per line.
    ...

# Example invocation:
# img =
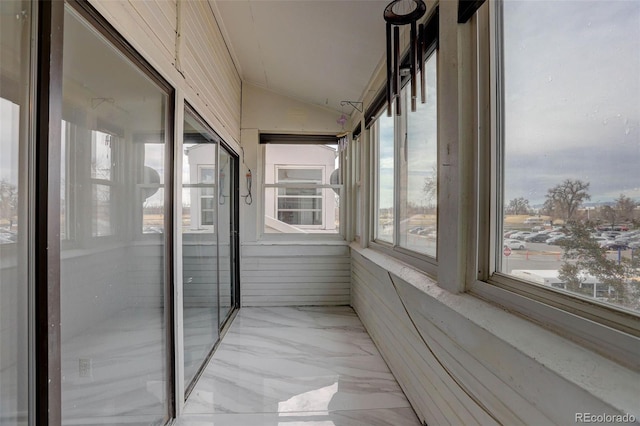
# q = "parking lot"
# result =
<box><xmin>500</xmin><ymin>241</ymin><xmax>636</xmax><ymax>274</ymax></box>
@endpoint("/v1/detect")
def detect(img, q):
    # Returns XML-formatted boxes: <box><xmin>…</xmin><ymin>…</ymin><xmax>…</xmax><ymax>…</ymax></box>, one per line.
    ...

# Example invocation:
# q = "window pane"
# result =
<box><xmin>142</xmin><ymin>143</ymin><xmax>164</xmax><ymax>234</ymax></box>
<box><xmin>400</xmin><ymin>54</ymin><xmax>438</xmax><ymax>257</ymax></box>
<box><xmin>92</xmin><ymin>184</ymin><xmax>112</xmax><ymax>236</ymax></box>
<box><xmin>278</xmin><ymin>210</ymin><xmax>323</xmax><ymax>226</ymax></box>
<box><xmin>91</xmin><ymin>130</ymin><xmax>113</xmax><ymax>180</ymax></box>
<box><xmin>277</xmin><ymin>168</ymin><xmax>322</xmax><ymax>182</ymax></box>
<box><xmin>376</xmin><ymin>111</ymin><xmax>395</xmax><ymax>243</ymax></box>
<box><xmin>278</xmin><ymin>187</ymin><xmax>322</xmax><ymax>196</ymax></box>
<box><xmin>61</xmin><ymin>5</ymin><xmax>169</xmax><ymax>423</ymax></box>
<box><xmin>278</xmin><ymin>197</ymin><xmax>322</xmax><ymax>210</ymax></box>
<box><xmin>500</xmin><ymin>1</ymin><xmax>640</xmax><ymax>313</ymax></box>
<box><xmin>264</xmin><ymin>144</ymin><xmax>339</xmax><ymax>234</ymax></box>
<box><xmin>0</xmin><ymin>0</ymin><xmax>31</xmax><ymax>423</ymax></box>
<box><xmin>182</xmin><ymin>110</ymin><xmax>218</xmax><ymax>389</ymax></box>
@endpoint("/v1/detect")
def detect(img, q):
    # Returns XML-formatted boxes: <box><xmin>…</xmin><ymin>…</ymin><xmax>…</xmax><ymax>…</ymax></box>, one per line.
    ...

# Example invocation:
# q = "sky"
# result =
<box><xmin>378</xmin><ymin>53</ymin><xmax>438</xmax><ymax>210</ymax></box>
<box><xmin>2</xmin><ymin>1</ymin><xmax>638</xmax><ymax>212</ymax></box>
<box><xmin>503</xmin><ymin>0</ymin><xmax>640</xmax><ymax>206</ymax></box>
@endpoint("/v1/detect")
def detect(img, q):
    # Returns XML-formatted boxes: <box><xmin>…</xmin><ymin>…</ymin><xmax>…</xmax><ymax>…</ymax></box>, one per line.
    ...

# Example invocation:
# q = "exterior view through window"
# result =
<box><xmin>264</xmin><ymin>143</ymin><xmax>340</xmax><ymax>234</ymax></box>
<box><xmin>500</xmin><ymin>1</ymin><xmax>640</xmax><ymax>313</ymax></box>
<box><xmin>375</xmin><ymin>52</ymin><xmax>438</xmax><ymax>259</ymax></box>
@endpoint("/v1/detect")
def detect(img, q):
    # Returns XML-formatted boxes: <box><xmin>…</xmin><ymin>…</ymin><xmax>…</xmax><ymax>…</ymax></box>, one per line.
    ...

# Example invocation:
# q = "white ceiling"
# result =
<box><xmin>210</xmin><ymin>0</ymin><xmax>390</xmax><ymax>114</ymax></box>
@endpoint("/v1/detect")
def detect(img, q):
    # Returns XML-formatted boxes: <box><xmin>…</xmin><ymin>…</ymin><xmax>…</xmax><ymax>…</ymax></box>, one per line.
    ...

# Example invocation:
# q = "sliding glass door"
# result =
<box><xmin>218</xmin><ymin>146</ymin><xmax>237</xmax><ymax>325</ymax></box>
<box><xmin>59</xmin><ymin>4</ymin><xmax>172</xmax><ymax>424</ymax></box>
<box><xmin>182</xmin><ymin>107</ymin><xmax>220</xmax><ymax>391</ymax></box>
<box><xmin>181</xmin><ymin>107</ymin><xmax>239</xmax><ymax>393</ymax></box>
<box><xmin>0</xmin><ymin>1</ymin><xmax>32</xmax><ymax>424</ymax></box>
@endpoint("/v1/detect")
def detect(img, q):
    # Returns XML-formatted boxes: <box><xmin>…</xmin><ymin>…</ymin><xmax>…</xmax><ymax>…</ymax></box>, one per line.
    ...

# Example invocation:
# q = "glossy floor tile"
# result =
<box><xmin>179</xmin><ymin>307</ymin><xmax>421</xmax><ymax>426</ymax></box>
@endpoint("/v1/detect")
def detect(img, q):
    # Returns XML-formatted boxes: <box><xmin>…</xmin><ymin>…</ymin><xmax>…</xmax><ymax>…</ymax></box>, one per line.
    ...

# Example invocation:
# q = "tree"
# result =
<box><xmin>614</xmin><ymin>194</ymin><xmax>637</xmax><ymax>222</ymax></box>
<box><xmin>505</xmin><ymin>197</ymin><xmax>531</xmax><ymax>215</ymax></box>
<box><xmin>545</xmin><ymin>179</ymin><xmax>590</xmax><ymax>222</ymax></box>
<box><xmin>422</xmin><ymin>165</ymin><xmax>437</xmax><ymax>207</ymax></box>
<box><xmin>600</xmin><ymin>205</ymin><xmax>618</xmax><ymax>226</ymax></box>
<box><xmin>0</xmin><ymin>179</ymin><xmax>18</xmax><ymax>227</ymax></box>
<box><xmin>559</xmin><ymin>221</ymin><xmax>640</xmax><ymax>310</ymax></box>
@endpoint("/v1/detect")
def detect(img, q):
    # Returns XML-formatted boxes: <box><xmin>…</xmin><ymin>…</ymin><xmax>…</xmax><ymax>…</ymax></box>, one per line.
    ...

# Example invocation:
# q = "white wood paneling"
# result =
<box><xmin>351</xmin><ymin>247</ymin><xmax>640</xmax><ymax>426</ymax></box>
<box><xmin>182</xmin><ymin>0</ymin><xmax>241</xmax><ymax>142</ymax></box>
<box><xmin>241</xmin><ymin>244</ymin><xmax>350</xmax><ymax>306</ymax></box>
<box><xmin>88</xmin><ymin>0</ymin><xmax>242</xmax><ymax>145</ymax></box>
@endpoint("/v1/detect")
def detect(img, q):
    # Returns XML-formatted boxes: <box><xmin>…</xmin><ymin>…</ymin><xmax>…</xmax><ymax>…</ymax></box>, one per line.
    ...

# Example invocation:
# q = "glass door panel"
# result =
<box><xmin>182</xmin><ymin>109</ymin><xmax>219</xmax><ymax>391</ymax></box>
<box><xmin>60</xmin><ymin>5</ymin><xmax>169</xmax><ymax>424</ymax></box>
<box><xmin>0</xmin><ymin>1</ymin><xmax>32</xmax><ymax>423</ymax></box>
<box><xmin>218</xmin><ymin>146</ymin><xmax>236</xmax><ymax>324</ymax></box>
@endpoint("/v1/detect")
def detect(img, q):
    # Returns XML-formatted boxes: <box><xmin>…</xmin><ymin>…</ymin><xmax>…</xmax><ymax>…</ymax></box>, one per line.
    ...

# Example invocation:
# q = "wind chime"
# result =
<box><xmin>384</xmin><ymin>0</ymin><xmax>427</xmax><ymax>116</ymax></box>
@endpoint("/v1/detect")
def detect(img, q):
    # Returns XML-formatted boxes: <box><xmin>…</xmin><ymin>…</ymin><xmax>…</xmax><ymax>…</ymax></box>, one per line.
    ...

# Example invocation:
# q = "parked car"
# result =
<box><xmin>546</xmin><ymin>235</ymin><xmax>567</xmax><ymax>245</ymax></box>
<box><xmin>601</xmin><ymin>231</ymin><xmax>622</xmax><ymax>239</ymax></box>
<box><xmin>512</xmin><ymin>231</ymin><xmax>533</xmax><ymax>240</ymax></box>
<box><xmin>525</xmin><ymin>232</ymin><xmax>553</xmax><ymax>243</ymax></box>
<box><xmin>600</xmin><ymin>241</ymin><xmax>629</xmax><ymax>251</ymax></box>
<box><xmin>504</xmin><ymin>239</ymin><xmax>526</xmax><ymax>250</ymax></box>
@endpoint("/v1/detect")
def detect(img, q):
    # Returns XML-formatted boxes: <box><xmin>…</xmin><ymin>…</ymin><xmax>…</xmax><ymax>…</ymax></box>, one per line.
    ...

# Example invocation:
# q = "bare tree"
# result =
<box><xmin>0</xmin><ymin>179</ymin><xmax>18</xmax><ymax>227</ymax></box>
<box><xmin>505</xmin><ymin>197</ymin><xmax>531</xmax><ymax>215</ymax></box>
<box><xmin>422</xmin><ymin>165</ymin><xmax>437</xmax><ymax>208</ymax></box>
<box><xmin>614</xmin><ymin>194</ymin><xmax>637</xmax><ymax>222</ymax></box>
<box><xmin>600</xmin><ymin>205</ymin><xmax>618</xmax><ymax>227</ymax></box>
<box><xmin>545</xmin><ymin>179</ymin><xmax>590</xmax><ymax>222</ymax></box>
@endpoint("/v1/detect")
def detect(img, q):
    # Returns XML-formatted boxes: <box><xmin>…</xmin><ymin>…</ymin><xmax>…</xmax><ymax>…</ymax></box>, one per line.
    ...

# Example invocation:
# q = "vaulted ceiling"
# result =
<box><xmin>210</xmin><ymin>0</ymin><xmax>390</xmax><ymax>114</ymax></box>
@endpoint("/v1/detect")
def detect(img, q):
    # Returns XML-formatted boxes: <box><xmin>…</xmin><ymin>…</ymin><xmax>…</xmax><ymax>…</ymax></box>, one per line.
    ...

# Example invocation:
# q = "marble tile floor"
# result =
<box><xmin>177</xmin><ymin>306</ymin><xmax>422</xmax><ymax>426</ymax></box>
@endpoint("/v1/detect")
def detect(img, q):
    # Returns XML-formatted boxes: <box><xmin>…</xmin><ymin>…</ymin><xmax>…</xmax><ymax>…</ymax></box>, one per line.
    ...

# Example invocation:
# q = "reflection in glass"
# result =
<box><xmin>376</xmin><ymin>111</ymin><xmax>395</xmax><ymax>243</ymax></box>
<box><xmin>142</xmin><ymin>143</ymin><xmax>165</xmax><ymax>234</ymax></box>
<box><xmin>0</xmin><ymin>0</ymin><xmax>31</xmax><ymax>423</ymax></box>
<box><xmin>400</xmin><ymin>54</ymin><xmax>438</xmax><ymax>257</ymax></box>
<box><xmin>182</xmin><ymin>110</ymin><xmax>219</xmax><ymax>390</ymax></box>
<box><xmin>60</xmin><ymin>5</ymin><xmax>168</xmax><ymax>423</ymax></box>
<box><xmin>501</xmin><ymin>1</ymin><xmax>640</xmax><ymax>312</ymax></box>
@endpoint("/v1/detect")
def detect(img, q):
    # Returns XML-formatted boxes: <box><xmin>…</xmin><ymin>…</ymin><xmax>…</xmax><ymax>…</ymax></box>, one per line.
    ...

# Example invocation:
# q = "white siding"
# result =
<box><xmin>241</xmin><ymin>244</ymin><xmax>350</xmax><ymax>306</ymax></box>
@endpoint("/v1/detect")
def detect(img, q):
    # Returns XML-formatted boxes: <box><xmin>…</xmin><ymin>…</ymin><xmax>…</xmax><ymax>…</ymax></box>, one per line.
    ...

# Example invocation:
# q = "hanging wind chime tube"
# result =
<box><xmin>384</xmin><ymin>0</ymin><xmax>427</xmax><ymax>116</ymax></box>
<box><xmin>418</xmin><ymin>23</ymin><xmax>425</xmax><ymax>104</ymax></box>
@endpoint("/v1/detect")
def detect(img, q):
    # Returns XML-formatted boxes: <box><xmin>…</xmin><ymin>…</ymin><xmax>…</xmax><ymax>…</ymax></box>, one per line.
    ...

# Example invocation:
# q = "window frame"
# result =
<box><xmin>468</xmin><ymin>0</ymin><xmax>640</xmax><ymax>369</ymax></box>
<box><xmin>369</xmin><ymin>48</ymin><xmax>439</xmax><ymax>277</ymax></box>
<box><xmin>89</xmin><ymin>129</ymin><xmax>118</xmax><ymax>237</ymax></box>
<box><xmin>274</xmin><ymin>165</ymin><xmax>325</xmax><ymax>229</ymax></box>
<box><xmin>197</xmin><ymin>165</ymin><xmax>216</xmax><ymax>228</ymax></box>
<box><xmin>259</xmin><ymin>135</ymin><xmax>345</xmax><ymax>241</ymax></box>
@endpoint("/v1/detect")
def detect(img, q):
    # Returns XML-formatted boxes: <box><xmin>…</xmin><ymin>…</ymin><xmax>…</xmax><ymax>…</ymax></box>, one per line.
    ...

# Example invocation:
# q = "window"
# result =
<box><xmin>496</xmin><ymin>0</ymin><xmax>640</xmax><ymax>315</ymax></box>
<box><xmin>199</xmin><ymin>166</ymin><xmax>215</xmax><ymax>226</ymax></box>
<box><xmin>400</xmin><ymin>54</ymin><xmax>438</xmax><ymax>257</ymax></box>
<box><xmin>90</xmin><ymin>130</ymin><xmax>116</xmax><ymax>236</ymax></box>
<box><xmin>276</xmin><ymin>167</ymin><xmax>324</xmax><ymax>227</ymax></box>
<box><xmin>373</xmin><ymin>51</ymin><xmax>439</xmax><ymax>262</ymax></box>
<box><xmin>60</xmin><ymin>3</ymin><xmax>171</xmax><ymax>423</ymax></box>
<box><xmin>262</xmin><ymin>139</ymin><xmax>341</xmax><ymax>235</ymax></box>
<box><xmin>354</xmin><ymin>133</ymin><xmax>362</xmax><ymax>240</ymax></box>
<box><xmin>375</xmin><ymin>110</ymin><xmax>395</xmax><ymax>243</ymax></box>
<box><xmin>0</xmin><ymin>0</ymin><xmax>32</xmax><ymax>422</ymax></box>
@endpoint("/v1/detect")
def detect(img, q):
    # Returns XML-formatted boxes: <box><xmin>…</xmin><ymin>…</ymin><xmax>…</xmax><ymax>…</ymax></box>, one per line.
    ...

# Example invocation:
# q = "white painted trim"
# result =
<box><xmin>173</xmin><ymin>91</ymin><xmax>186</xmax><ymax>414</ymax></box>
<box><xmin>470</xmin><ymin>0</ymin><xmax>640</xmax><ymax>367</ymax></box>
